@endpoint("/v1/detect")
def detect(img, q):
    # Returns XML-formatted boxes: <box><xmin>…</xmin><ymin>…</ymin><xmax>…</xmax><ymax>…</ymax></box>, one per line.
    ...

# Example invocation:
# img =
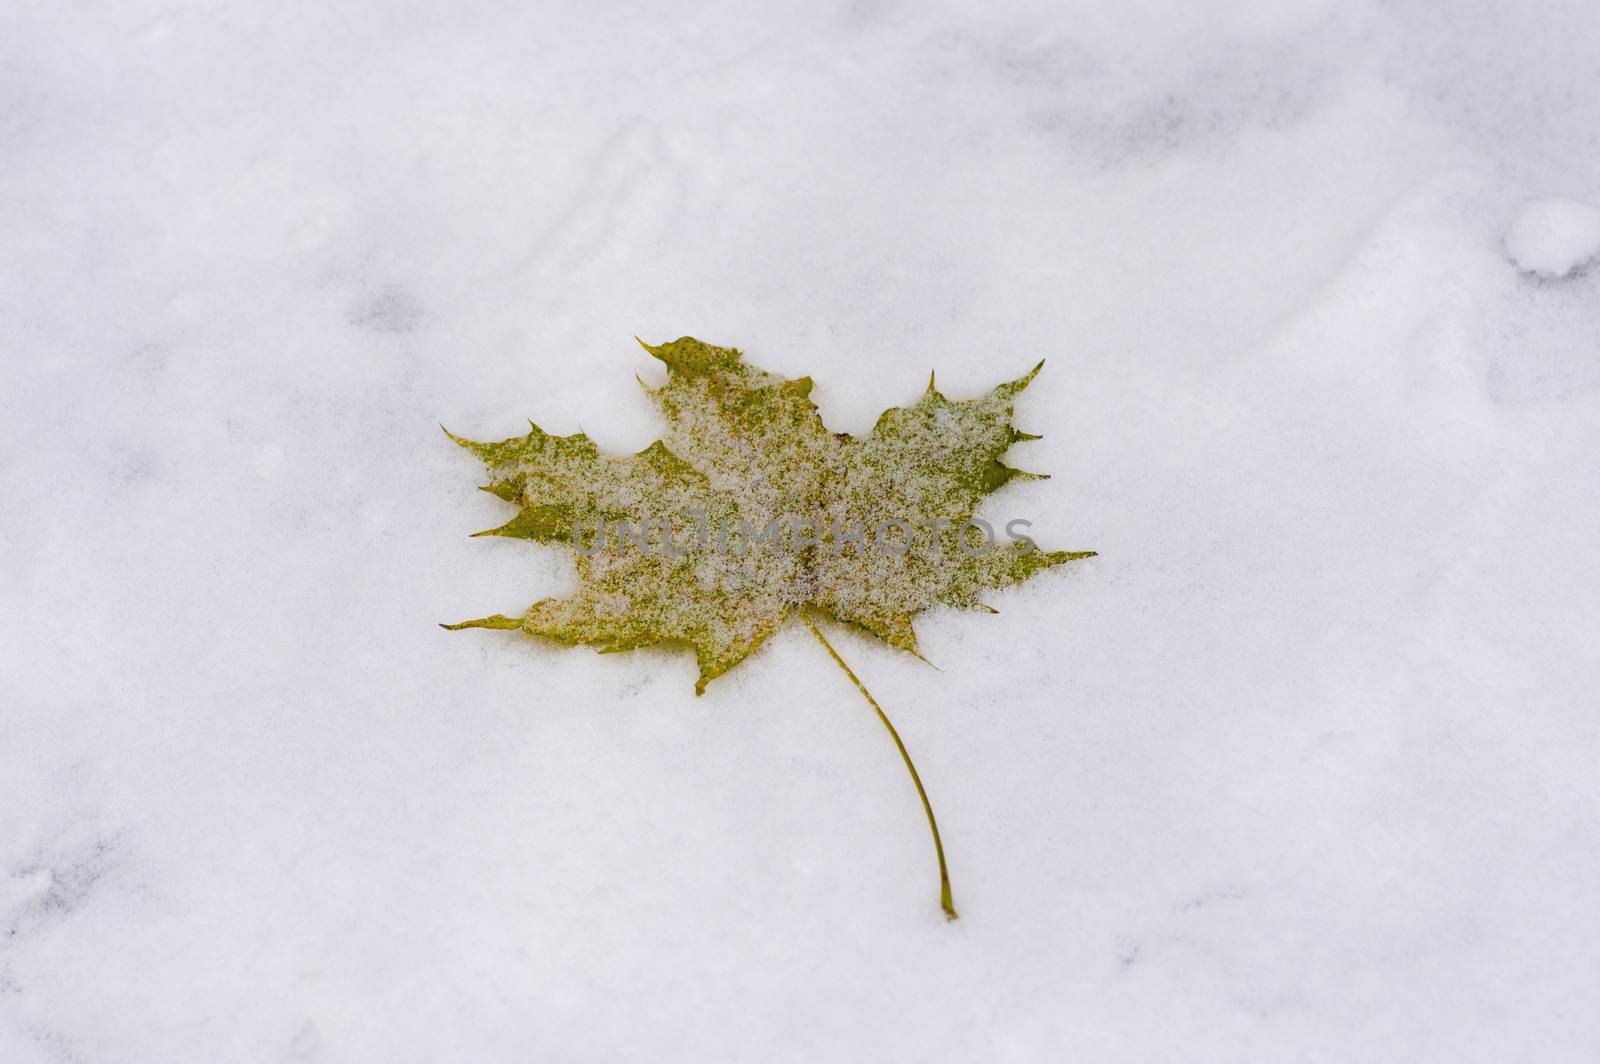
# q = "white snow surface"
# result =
<box><xmin>1505</xmin><ymin>197</ymin><xmax>1600</xmax><ymax>278</ymax></box>
<box><xmin>4</xmin><ymin>1</ymin><xmax>1600</xmax><ymax>1061</ymax></box>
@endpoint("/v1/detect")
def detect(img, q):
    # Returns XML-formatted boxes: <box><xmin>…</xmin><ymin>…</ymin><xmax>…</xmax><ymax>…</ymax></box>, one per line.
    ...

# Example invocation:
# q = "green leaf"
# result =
<box><xmin>447</xmin><ymin>337</ymin><xmax>1092</xmax><ymax>688</ymax></box>
<box><xmin>444</xmin><ymin>337</ymin><xmax>1096</xmax><ymax>918</ymax></box>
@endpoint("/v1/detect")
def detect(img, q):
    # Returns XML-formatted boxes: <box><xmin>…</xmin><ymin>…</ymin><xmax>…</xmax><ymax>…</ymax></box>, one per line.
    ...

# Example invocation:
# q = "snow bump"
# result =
<box><xmin>1504</xmin><ymin>196</ymin><xmax>1600</xmax><ymax>279</ymax></box>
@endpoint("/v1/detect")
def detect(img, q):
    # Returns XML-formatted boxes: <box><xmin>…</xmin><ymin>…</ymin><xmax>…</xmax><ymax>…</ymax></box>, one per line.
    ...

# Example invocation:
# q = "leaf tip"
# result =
<box><xmin>996</xmin><ymin>360</ymin><xmax>1046</xmax><ymax>399</ymax></box>
<box><xmin>441</xmin><ymin>614</ymin><xmax>525</xmax><ymax>632</ymax></box>
<box><xmin>783</xmin><ymin>375</ymin><xmax>815</xmax><ymax>399</ymax></box>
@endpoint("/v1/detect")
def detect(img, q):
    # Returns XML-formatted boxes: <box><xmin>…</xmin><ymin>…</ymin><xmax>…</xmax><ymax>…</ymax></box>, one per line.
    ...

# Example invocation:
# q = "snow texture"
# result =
<box><xmin>3</xmin><ymin>1</ymin><xmax>1600</xmax><ymax>1061</ymax></box>
<box><xmin>1505</xmin><ymin>197</ymin><xmax>1600</xmax><ymax>278</ymax></box>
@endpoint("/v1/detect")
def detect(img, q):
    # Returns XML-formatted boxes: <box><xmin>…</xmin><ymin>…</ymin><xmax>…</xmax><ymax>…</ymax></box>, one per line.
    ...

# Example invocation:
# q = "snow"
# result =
<box><xmin>4</xmin><ymin>1</ymin><xmax>1600</xmax><ymax>1061</ymax></box>
<box><xmin>1505</xmin><ymin>197</ymin><xmax>1600</xmax><ymax>278</ymax></box>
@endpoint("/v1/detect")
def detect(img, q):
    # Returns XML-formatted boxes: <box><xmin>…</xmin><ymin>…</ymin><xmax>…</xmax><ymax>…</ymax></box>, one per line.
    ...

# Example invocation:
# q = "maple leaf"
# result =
<box><xmin>444</xmin><ymin>337</ymin><xmax>1095</xmax><ymax>919</ymax></box>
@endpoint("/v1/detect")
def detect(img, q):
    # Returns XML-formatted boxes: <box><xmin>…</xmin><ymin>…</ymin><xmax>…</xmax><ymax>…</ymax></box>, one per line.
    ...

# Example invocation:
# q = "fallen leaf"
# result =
<box><xmin>445</xmin><ymin>337</ymin><xmax>1095</xmax><ymax>918</ymax></box>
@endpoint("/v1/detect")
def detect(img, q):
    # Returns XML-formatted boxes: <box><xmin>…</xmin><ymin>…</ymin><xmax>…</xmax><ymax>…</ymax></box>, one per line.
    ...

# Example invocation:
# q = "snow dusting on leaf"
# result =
<box><xmin>444</xmin><ymin>337</ymin><xmax>1094</xmax><ymax>693</ymax></box>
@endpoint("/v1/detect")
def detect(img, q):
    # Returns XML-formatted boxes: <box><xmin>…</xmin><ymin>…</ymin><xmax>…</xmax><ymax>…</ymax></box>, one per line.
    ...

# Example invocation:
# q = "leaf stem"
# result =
<box><xmin>801</xmin><ymin>612</ymin><xmax>957</xmax><ymax>921</ymax></box>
